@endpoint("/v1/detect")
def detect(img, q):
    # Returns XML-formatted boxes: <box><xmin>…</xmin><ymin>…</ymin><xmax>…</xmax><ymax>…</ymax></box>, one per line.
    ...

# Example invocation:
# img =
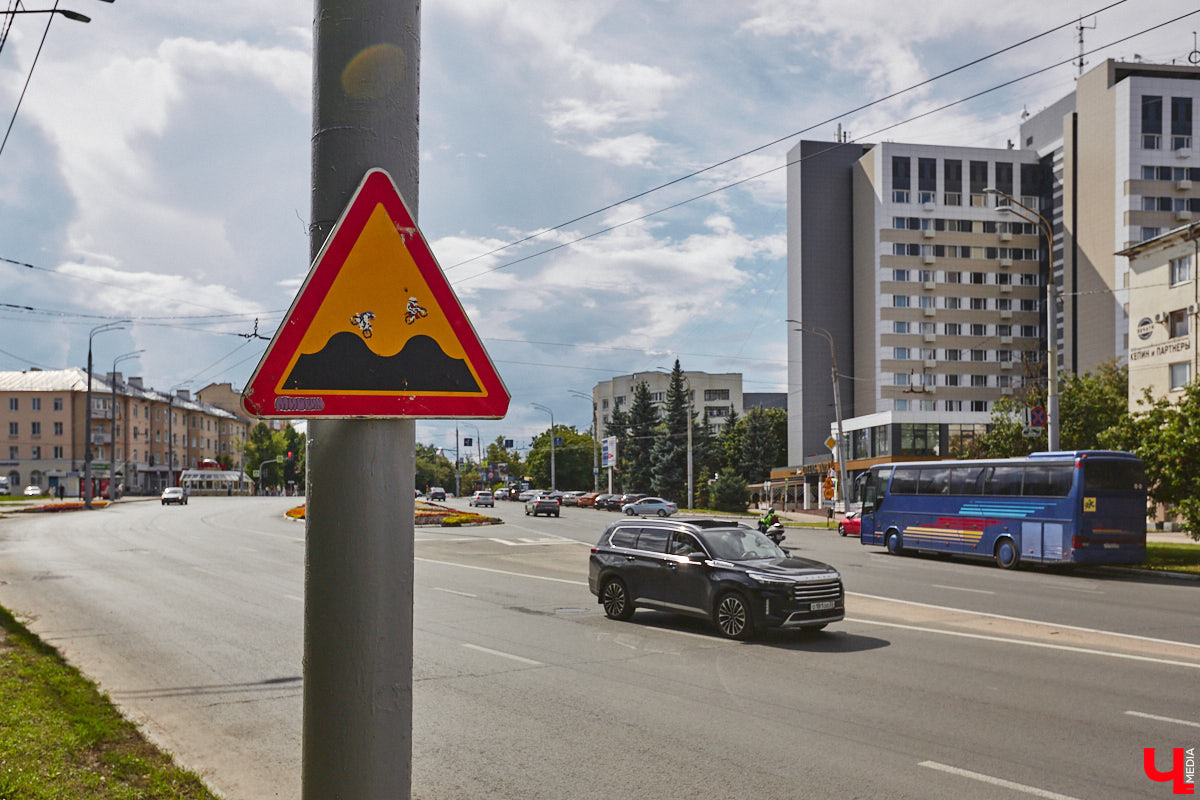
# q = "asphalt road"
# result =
<box><xmin>0</xmin><ymin>497</ymin><xmax>1196</xmax><ymax>799</ymax></box>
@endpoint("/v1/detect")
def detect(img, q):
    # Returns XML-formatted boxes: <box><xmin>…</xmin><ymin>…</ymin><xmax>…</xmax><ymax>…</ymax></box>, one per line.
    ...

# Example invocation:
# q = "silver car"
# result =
<box><xmin>469</xmin><ymin>490</ymin><xmax>494</xmax><ymax>507</ymax></box>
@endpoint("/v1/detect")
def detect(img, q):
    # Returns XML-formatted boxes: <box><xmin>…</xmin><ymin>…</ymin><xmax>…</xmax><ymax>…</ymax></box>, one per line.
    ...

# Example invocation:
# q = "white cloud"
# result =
<box><xmin>581</xmin><ymin>134</ymin><xmax>664</xmax><ymax>167</ymax></box>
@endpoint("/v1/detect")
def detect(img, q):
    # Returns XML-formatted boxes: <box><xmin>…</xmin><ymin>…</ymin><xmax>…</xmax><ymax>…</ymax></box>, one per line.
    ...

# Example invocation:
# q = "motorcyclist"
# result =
<box><xmin>758</xmin><ymin>506</ymin><xmax>778</xmax><ymax>533</ymax></box>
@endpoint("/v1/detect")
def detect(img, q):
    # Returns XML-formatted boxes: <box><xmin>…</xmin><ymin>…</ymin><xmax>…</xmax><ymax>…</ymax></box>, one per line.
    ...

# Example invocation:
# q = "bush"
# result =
<box><xmin>711</xmin><ymin>472</ymin><xmax>748</xmax><ymax>513</ymax></box>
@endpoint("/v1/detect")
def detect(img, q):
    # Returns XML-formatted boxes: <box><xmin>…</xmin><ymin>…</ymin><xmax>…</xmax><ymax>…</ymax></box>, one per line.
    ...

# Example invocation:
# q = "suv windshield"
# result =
<box><xmin>698</xmin><ymin>528</ymin><xmax>785</xmax><ymax>561</ymax></box>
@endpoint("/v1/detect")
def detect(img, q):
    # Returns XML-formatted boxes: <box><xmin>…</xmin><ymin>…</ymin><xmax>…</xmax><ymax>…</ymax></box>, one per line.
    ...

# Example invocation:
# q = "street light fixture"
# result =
<box><xmin>109</xmin><ymin>349</ymin><xmax>143</xmax><ymax>501</ymax></box>
<box><xmin>531</xmin><ymin>403</ymin><xmax>556</xmax><ymax>490</ymax></box>
<box><xmin>567</xmin><ymin>389</ymin><xmax>599</xmax><ymax>492</ymax></box>
<box><xmin>786</xmin><ymin>319</ymin><xmax>850</xmax><ymax>512</ymax></box>
<box><xmin>0</xmin><ymin>8</ymin><xmax>93</xmax><ymax>22</ymax></box>
<box><xmin>984</xmin><ymin>187</ymin><xmax>1059</xmax><ymax>451</ymax></box>
<box><xmin>83</xmin><ymin>320</ymin><xmax>128</xmax><ymax>508</ymax></box>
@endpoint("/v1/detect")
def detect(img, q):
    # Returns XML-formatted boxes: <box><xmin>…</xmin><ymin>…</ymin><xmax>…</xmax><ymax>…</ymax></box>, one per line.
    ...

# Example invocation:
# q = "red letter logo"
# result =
<box><xmin>1144</xmin><ymin>748</ymin><xmax>1195</xmax><ymax>795</ymax></box>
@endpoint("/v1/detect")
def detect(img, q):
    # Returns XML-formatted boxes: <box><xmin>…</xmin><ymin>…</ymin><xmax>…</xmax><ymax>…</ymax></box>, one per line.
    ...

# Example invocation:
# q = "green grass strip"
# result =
<box><xmin>0</xmin><ymin>605</ymin><xmax>219</xmax><ymax>800</ymax></box>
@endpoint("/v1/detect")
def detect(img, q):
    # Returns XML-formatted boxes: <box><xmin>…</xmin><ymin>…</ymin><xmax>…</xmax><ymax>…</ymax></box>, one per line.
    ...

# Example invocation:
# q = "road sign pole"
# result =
<box><xmin>305</xmin><ymin>3</ymin><xmax>418</xmax><ymax>798</ymax></box>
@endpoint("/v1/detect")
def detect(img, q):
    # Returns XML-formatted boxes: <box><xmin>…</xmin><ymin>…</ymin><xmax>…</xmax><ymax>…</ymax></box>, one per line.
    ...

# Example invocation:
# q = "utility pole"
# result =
<box><xmin>305</xmin><ymin>3</ymin><xmax>418</xmax><ymax>799</ymax></box>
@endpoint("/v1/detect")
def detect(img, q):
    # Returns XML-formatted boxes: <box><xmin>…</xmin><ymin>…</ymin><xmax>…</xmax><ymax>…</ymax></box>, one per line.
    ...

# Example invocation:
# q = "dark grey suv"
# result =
<box><xmin>588</xmin><ymin>518</ymin><xmax>844</xmax><ymax>640</ymax></box>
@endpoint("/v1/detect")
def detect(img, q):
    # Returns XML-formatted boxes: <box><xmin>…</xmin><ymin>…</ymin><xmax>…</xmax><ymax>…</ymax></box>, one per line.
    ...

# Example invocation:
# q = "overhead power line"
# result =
<box><xmin>444</xmin><ymin>0</ymin><xmax>1132</xmax><ymax>273</ymax></box>
<box><xmin>451</xmin><ymin>6</ymin><xmax>1200</xmax><ymax>286</ymax></box>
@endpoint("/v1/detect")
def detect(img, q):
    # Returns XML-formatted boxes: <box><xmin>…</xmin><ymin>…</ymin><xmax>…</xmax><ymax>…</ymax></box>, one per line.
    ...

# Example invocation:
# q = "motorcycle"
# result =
<box><xmin>758</xmin><ymin>519</ymin><xmax>786</xmax><ymax>546</ymax></box>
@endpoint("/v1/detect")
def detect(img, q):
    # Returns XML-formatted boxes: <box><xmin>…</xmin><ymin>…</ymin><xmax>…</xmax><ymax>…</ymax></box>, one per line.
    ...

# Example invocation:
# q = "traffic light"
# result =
<box><xmin>287</xmin><ymin>450</ymin><xmax>293</xmax><ymax>460</ymax></box>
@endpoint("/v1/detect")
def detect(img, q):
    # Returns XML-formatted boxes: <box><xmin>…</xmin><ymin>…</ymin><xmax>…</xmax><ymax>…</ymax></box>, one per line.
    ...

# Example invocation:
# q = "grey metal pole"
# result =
<box><xmin>83</xmin><ymin>321</ymin><xmax>125</xmax><ymax>507</ymax></box>
<box><xmin>109</xmin><ymin>350</ymin><xmax>143</xmax><ymax>501</ymax></box>
<box><xmin>305</xmin><ymin>2</ymin><xmax>418</xmax><ymax>799</ymax></box>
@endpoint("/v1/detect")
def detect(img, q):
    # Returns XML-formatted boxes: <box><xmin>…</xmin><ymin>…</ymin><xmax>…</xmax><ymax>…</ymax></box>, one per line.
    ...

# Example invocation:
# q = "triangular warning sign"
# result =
<box><xmin>242</xmin><ymin>169</ymin><xmax>510</xmax><ymax>419</ymax></box>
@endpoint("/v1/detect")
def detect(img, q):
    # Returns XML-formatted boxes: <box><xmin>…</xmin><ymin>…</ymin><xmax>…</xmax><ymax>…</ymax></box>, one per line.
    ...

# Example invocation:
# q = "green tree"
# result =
<box><xmin>526</xmin><ymin>425</ymin><xmax>594</xmax><ymax>490</ymax></box>
<box><xmin>1100</xmin><ymin>381</ymin><xmax>1200</xmax><ymax>540</ymax></box>
<box><xmin>711</xmin><ymin>470</ymin><xmax>748</xmax><ymax>512</ymax></box>
<box><xmin>244</xmin><ymin>422</ymin><xmax>287</xmax><ymax>489</ymax></box>
<box><xmin>1059</xmin><ymin>359</ymin><xmax>1128</xmax><ymax>450</ymax></box>
<box><xmin>717</xmin><ymin>408</ymin><xmax>743</xmax><ymax>476</ymax></box>
<box><xmin>738</xmin><ymin>406</ymin><xmax>781</xmax><ymax>484</ymax></box>
<box><xmin>415</xmin><ymin>443</ymin><xmax>454</xmax><ymax>492</ymax></box>
<box><xmin>283</xmin><ymin>425</ymin><xmax>306</xmax><ymax>489</ymax></box>
<box><xmin>650</xmin><ymin>361</ymin><xmax>689</xmax><ymax>501</ymax></box>
<box><xmin>624</xmin><ymin>381</ymin><xmax>658</xmax><ymax>492</ymax></box>
<box><xmin>690</xmin><ymin>415</ymin><xmax>721</xmax><ymax>508</ymax></box>
<box><xmin>974</xmin><ymin>360</ymin><xmax>1128</xmax><ymax>458</ymax></box>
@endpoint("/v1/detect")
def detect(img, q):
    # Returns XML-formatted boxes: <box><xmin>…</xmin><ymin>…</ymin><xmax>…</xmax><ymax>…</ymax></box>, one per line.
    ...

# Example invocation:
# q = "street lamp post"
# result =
<box><xmin>531</xmin><ymin>403</ymin><xmax>556</xmax><ymax>490</ymax></box>
<box><xmin>108</xmin><ymin>349</ymin><xmax>144</xmax><ymax>501</ymax></box>
<box><xmin>786</xmin><ymin>319</ymin><xmax>850</xmax><ymax>511</ymax></box>
<box><xmin>985</xmin><ymin>188</ymin><xmax>1059</xmax><ymax>451</ymax></box>
<box><xmin>568</xmin><ymin>389</ymin><xmax>599</xmax><ymax>492</ymax></box>
<box><xmin>83</xmin><ymin>321</ymin><xmax>127</xmax><ymax>508</ymax></box>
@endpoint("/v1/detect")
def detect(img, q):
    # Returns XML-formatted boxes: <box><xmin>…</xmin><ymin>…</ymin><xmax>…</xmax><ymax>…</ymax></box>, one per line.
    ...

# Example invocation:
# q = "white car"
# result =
<box><xmin>22</xmin><ymin>485</ymin><xmax>41</xmax><ymax>497</ymax></box>
<box><xmin>469</xmin><ymin>490</ymin><xmax>494</xmax><ymax>507</ymax></box>
<box><xmin>517</xmin><ymin>489</ymin><xmax>538</xmax><ymax>502</ymax></box>
<box><xmin>622</xmin><ymin>496</ymin><xmax>678</xmax><ymax>517</ymax></box>
<box><xmin>161</xmin><ymin>487</ymin><xmax>187</xmax><ymax>505</ymax></box>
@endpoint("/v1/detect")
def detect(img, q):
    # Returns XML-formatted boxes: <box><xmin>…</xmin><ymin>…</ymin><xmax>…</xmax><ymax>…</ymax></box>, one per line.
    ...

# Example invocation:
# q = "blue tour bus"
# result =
<box><xmin>856</xmin><ymin>450</ymin><xmax>1147</xmax><ymax>569</ymax></box>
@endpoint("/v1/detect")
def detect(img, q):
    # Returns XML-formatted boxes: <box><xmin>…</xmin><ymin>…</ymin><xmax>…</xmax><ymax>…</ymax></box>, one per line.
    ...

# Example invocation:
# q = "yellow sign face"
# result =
<box><xmin>1083</xmin><ymin>497</ymin><xmax>1097</xmax><ymax>513</ymax></box>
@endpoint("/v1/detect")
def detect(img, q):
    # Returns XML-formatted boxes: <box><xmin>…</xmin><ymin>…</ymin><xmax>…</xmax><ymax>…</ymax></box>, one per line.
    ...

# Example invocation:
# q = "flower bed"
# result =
<box><xmin>285</xmin><ymin>501</ymin><xmax>500</xmax><ymax>527</ymax></box>
<box><xmin>17</xmin><ymin>500</ymin><xmax>108</xmax><ymax>513</ymax></box>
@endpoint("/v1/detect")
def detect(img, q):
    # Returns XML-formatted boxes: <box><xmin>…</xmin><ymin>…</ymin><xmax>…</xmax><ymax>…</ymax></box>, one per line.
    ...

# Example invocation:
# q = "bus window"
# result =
<box><xmin>983</xmin><ymin>465</ymin><xmax>1023</xmax><ymax>495</ymax></box>
<box><xmin>917</xmin><ymin>466</ymin><xmax>951</xmax><ymax>495</ymax></box>
<box><xmin>861</xmin><ymin>467</ymin><xmax>892</xmax><ymax>512</ymax></box>
<box><xmin>1023</xmin><ymin>464</ymin><xmax>1073</xmax><ymax>497</ymax></box>
<box><xmin>1084</xmin><ymin>460</ymin><xmax>1147</xmax><ymax>493</ymax></box>
<box><xmin>949</xmin><ymin>466</ymin><xmax>986</xmax><ymax>495</ymax></box>
<box><xmin>890</xmin><ymin>467</ymin><xmax>920</xmax><ymax>495</ymax></box>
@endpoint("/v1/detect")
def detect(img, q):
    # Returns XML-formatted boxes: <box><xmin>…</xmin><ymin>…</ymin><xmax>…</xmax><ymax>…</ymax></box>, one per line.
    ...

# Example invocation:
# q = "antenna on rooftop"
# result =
<box><xmin>1189</xmin><ymin>31</ymin><xmax>1200</xmax><ymax>65</ymax></box>
<box><xmin>1075</xmin><ymin>15</ymin><xmax>1097</xmax><ymax>78</ymax></box>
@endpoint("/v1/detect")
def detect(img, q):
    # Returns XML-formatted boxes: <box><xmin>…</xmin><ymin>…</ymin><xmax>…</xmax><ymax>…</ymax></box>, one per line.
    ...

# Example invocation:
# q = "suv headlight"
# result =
<box><xmin>747</xmin><ymin>572</ymin><xmax>796</xmax><ymax>587</ymax></box>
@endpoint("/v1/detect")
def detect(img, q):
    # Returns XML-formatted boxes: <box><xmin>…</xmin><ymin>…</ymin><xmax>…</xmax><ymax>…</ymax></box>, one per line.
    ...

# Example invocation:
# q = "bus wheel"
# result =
<box><xmin>886</xmin><ymin>530</ymin><xmax>903</xmax><ymax>556</ymax></box>
<box><xmin>994</xmin><ymin>538</ymin><xmax>1020</xmax><ymax>570</ymax></box>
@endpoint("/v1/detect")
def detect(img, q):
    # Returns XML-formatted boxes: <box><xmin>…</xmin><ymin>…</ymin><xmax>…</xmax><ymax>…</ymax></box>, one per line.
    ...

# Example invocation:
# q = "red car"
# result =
<box><xmin>838</xmin><ymin>510</ymin><xmax>861</xmax><ymax>537</ymax></box>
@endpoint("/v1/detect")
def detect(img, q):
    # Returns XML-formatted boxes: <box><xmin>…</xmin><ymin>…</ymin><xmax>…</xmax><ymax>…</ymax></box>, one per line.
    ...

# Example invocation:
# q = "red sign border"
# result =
<box><xmin>241</xmin><ymin>169</ymin><xmax>510</xmax><ymax>419</ymax></box>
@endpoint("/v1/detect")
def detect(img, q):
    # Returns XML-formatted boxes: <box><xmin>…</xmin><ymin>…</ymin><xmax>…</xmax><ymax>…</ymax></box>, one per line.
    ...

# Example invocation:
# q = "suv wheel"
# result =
<box><xmin>714</xmin><ymin>592</ymin><xmax>755</xmax><ymax>640</ymax></box>
<box><xmin>601</xmin><ymin>578</ymin><xmax>634</xmax><ymax>620</ymax></box>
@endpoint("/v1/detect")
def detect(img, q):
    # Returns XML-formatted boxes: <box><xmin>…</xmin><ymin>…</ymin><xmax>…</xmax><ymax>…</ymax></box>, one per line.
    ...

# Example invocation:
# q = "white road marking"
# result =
<box><xmin>488</xmin><ymin>536</ymin><xmax>576</xmax><ymax>546</ymax></box>
<box><xmin>919</xmin><ymin>761</ymin><xmax>1083</xmax><ymax>800</ymax></box>
<box><xmin>432</xmin><ymin>587</ymin><xmax>477</xmax><ymax>598</ymax></box>
<box><xmin>847</xmin><ymin>618</ymin><xmax>1200</xmax><ymax>670</ymax></box>
<box><xmin>461</xmin><ymin>643</ymin><xmax>543</xmax><ymax>666</ymax></box>
<box><xmin>416</xmin><ymin>557</ymin><xmax>587</xmax><ymax>586</ymax></box>
<box><xmin>1125</xmin><ymin>710</ymin><xmax>1200</xmax><ymax>728</ymax></box>
<box><xmin>929</xmin><ymin>584</ymin><xmax>995</xmax><ymax>595</ymax></box>
<box><xmin>849</xmin><ymin>591</ymin><xmax>1200</xmax><ymax>650</ymax></box>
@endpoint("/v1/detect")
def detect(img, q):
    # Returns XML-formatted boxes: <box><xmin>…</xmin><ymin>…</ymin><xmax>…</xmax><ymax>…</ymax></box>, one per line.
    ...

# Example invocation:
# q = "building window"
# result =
<box><xmin>1169</xmin><ymin>361</ymin><xmax>1191</xmax><ymax>390</ymax></box>
<box><xmin>892</xmin><ymin>189</ymin><xmax>910</xmax><ymax>203</ymax></box>
<box><xmin>944</xmin><ymin>400</ymin><xmax>963</xmax><ymax>411</ymax></box>
<box><xmin>971</xmin><ymin>375</ymin><xmax>989</xmax><ymax>387</ymax></box>
<box><xmin>31</xmin><ymin>398</ymin><xmax>41</xmax><ymax>411</ymax></box>
<box><xmin>893</xmin><ymin>268</ymin><xmax>910</xmax><ymax>282</ymax></box>
<box><xmin>894</xmin><ymin>321</ymin><xmax>910</xmax><ymax>334</ymax></box>
<box><xmin>919</xmin><ymin>295</ymin><xmax>935</xmax><ymax>309</ymax></box>
<box><xmin>945</xmin><ymin>349</ymin><xmax>961</xmax><ymax>361</ymax></box>
<box><xmin>899</xmin><ymin>423</ymin><xmax>939</xmax><ymax>456</ymax></box>
<box><xmin>892</xmin><ymin>155</ymin><xmax>911</xmax><ymax>190</ymax></box>
<box><xmin>1170</xmin><ymin>255</ymin><xmax>1192</xmax><ymax>286</ymax></box>
<box><xmin>970</xmin><ymin>297</ymin><xmax>988</xmax><ymax>311</ymax></box>
<box><xmin>945</xmin><ymin>374</ymin><xmax>960</xmax><ymax>387</ymax></box>
<box><xmin>7</xmin><ymin>446</ymin><xmax>16</xmax><ymax>459</ymax></box>
<box><xmin>1143</xmin><ymin>227</ymin><xmax>1162</xmax><ymax>241</ymax></box>
<box><xmin>970</xmin><ymin>349</ymin><xmax>987</xmax><ymax>362</ymax></box>
<box><xmin>945</xmin><ymin>297</ymin><xmax>961</xmax><ymax>310</ymax></box>
<box><xmin>894</xmin><ymin>399</ymin><xmax>909</xmax><ymax>411</ymax></box>
<box><xmin>8</xmin><ymin>422</ymin><xmax>17</xmax><ymax>436</ymax></box>
<box><xmin>894</xmin><ymin>347</ymin><xmax>910</xmax><ymax>360</ymax></box>
<box><xmin>1169</xmin><ymin>309</ymin><xmax>1190</xmax><ymax>338</ymax></box>
<box><xmin>894</xmin><ymin>373</ymin><xmax>910</xmax><ymax>386</ymax></box>
<box><xmin>53</xmin><ymin>446</ymin><xmax>63</xmax><ymax>459</ymax></box>
<box><xmin>30</xmin><ymin>446</ymin><xmax>40</xmax><ymax>459</ymax></box>
<box><xmin>1171</xmin><ymin>96</ymin><xmax>1192</xmax><ymax>150</ymax></box>
<box><xmin>53</xmin><ymin>397</ymin><xmax>63</xmax><ymax>411</ymax></box>
<box><xmin>944</xmin><ymin>323</ymin><xmax>961</xmax><ymax>336</ymax></box>
<box><xmin>970</xmin><ymin>400</ymin><xmax>990</xmax><ymax>412</ymax></box>
<box><xmin>704</xmin><ymin>389</ymin><xmax>729</xmax><ymax>402</ymax></box>
<box><xmin>995</xmin><ymin>161</ymin><xmax>1013</xmax><ymax>196</ymax></box>
<box><xmin>53</xmin><ymin>422</ymin><xmax>63</xmax><ymax>436</ymax></box>
<box><xmin>1143</xmin><ymin>95</ymin><xmax>1163</xmax><ymax>149</ymax></box>
<box><xmin>7</xmin><ymin>398</ymin><xmax>15</xmax><ymax>412</ymax></box>
<box><xmin>894</xmin><ymin>295</ymin><xmax>910</xmax><ymax>308</ymax></box>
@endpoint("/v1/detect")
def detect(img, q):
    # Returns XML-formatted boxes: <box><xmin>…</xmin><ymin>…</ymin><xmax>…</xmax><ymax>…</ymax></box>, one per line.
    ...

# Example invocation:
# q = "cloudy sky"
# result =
<box><xmin>2</xmin><ymin>0</ymin><xmax>1197</xmax><ymax>456</ymax></box>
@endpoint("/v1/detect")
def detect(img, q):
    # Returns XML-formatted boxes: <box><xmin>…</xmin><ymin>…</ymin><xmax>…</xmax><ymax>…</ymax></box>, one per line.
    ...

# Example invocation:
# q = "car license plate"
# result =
<box><xmin>811</xmin><ymin>601</ymin><xmax>835</xmax><ymax>611</ymax></box>
<box><xmin>1104</xmin><ymin>543</ymin><xmax>1119</xmax><ymax>549</ymax></box>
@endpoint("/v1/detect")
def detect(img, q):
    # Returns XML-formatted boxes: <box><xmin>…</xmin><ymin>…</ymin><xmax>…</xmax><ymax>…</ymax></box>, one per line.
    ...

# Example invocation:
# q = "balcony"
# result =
<box><xmin>90</xmin><ymin>407</ymin><xmax>113</xmax><ymax>420</ymax></box>
<box><xmin>90</xmin><ymin>433</ymin><xmax>111</xmax><ymax>446</ymax></box>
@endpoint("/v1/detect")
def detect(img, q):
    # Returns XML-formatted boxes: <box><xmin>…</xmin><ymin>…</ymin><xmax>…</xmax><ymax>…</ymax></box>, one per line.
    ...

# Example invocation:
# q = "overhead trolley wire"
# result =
<box><xmin>450</xmin><ymin>6</ymin><xmax>1200</xmax><ymax>286</ymax></box>
<box><xmin>444</xmin><ymin>0</ymin><xmax>1132</xmax><ymax>273</ymax></box>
